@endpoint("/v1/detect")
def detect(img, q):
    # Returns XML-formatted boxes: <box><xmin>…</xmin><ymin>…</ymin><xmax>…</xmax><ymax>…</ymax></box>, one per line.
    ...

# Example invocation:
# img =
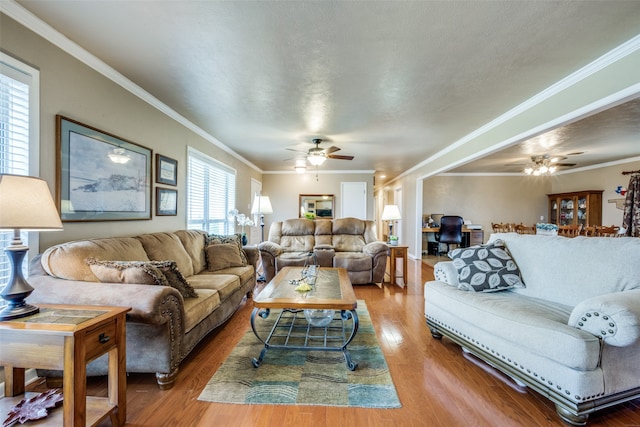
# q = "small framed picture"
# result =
<box><xmin>156</xmin><ymin>154</ymin><xmax>178</xmax><ymax>186</ymax></box>
<box><xmin>156</xmin><ymin>188</ymin><xmax>178</xmax><ymax>216</ymax></box>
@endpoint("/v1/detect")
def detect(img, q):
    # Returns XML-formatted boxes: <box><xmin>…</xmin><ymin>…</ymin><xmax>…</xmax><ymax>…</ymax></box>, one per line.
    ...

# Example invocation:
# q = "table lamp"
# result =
<box><xmin>381</xmin><ymin>204</ymin><xmax>402</xmax><ymax>243</ymax></box>
<box><xmin>0</xmin><ymin>174</ymin><xmax>63</xmax><ymax>320</ymax></box>
<box><xmin>251</xmin><ymin>194</ymin><xmax>273</xmax><ymax>242</ymax></box>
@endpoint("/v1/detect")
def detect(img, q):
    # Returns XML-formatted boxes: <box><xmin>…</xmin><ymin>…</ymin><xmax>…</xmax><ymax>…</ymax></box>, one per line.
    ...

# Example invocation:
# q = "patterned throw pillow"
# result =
<box><xmin>206</xmin><ymin>233</ymin><xmax>248</xmax><ymax>267</ymax></box>
<box><xmin>449</xmin><ymin>239</ymin><xmax>525</xmax><ymax>292</ymax></box>
<box><xmin>86</xmin><ymin>258</ymin><xmax>169</xmax><ymax>286</ymax></box>
<box><xmin>86</xmin><ymin>258</ymin><xmax>198</xmax><ymax>298</ymax></box>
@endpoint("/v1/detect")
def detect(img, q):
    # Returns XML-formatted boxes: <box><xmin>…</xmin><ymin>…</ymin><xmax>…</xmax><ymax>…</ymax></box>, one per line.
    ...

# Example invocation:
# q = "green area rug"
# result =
<box><xmin>198</xmin><ymin>300</ymin><xmax>401</xmax><ymax>408</ymax></box>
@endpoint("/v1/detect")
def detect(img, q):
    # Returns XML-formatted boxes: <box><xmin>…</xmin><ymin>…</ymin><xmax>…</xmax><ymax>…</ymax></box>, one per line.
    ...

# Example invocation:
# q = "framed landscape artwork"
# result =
<box><xmin>56</xmin><ymin>115</ymin><xmax>152</xmax><ymax>221</ymax></box>
<box><xmin>156</xmin><ymin>154</ymin><xmax>177</xmax><ymax>186</ymax></box>
<box><xmin>156</xmin><ymin>188</ymin><xmax>178</xmax><ymax>216</ymax></box>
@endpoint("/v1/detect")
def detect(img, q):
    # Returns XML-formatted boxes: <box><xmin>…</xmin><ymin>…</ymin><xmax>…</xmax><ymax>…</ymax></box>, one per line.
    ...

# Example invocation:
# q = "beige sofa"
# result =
<box><xmin>425</xmin><ymin>233</ymin><xmax>640</xmax><ymax>424</ymax></box>
<box><xmin>258</xmin><ymin>217</ymin><xmax>388</xmax><ymax>285</ymax></box>
<box><xmin>28</xmin><ymin>230</ymin><xmax>257</xmax><ymax>389</ymax></box>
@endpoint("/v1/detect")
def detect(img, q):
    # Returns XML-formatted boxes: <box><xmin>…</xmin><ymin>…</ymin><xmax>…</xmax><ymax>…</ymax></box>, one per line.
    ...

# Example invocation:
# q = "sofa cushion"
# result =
<box><xmin>211</xmin><ymin>265</ymin><xmax>254</xmax><ymax>284</ymax></box>
<box><xmin>333</xmin><ymin>252</ymin><xmax>371</xmax><ymax>271</ymax></box>
<box><xmin>136</xmin><ymin>232</ymin><xmax>194</xmax><ymax>277</ymax></box>
<box><xmin>280</xmin><ymin>219</ymin><xmax>316</xmax><ymax>252</ymax></box>
<box><xmin>183</xmin><ymin>289</ymin><xmax>221</xmax><ymax>333</ymax></box>
<box><xmin>175</xmin><ymin>229</ymin><xmax>208</xmax><ymax>274</ymax></box>
<box><xmin>86</xmin><ymin>258</ymin><xmax>169</xmax><ymax>287</ymax></box>
<box><xmin>207</xmin><ymin>233</ymin><xmax>248</xmax><ymax>266</ymax></box>
<box><xmin>449</xmin><ymin>239</ymin><xmax>525</xmax><ymax>292</ymax></box>
<box><xmin>188</xmin><ymin>273</ymin><xmax>241</xmax><ymax>301</ymax></box>
<box><xmin>206</xmin><ymin>243</ymin><xmax>245</xmax><ymax>271</ymax></box>
<box><xmin>425</xmin><ymin>281</ymin><xmax>601</xmax><ymax>371</ymax></box>
<box><xmin>41</xmin><ymin>237</ymin><xmax>150</xmax><ymax>281</ymax></box>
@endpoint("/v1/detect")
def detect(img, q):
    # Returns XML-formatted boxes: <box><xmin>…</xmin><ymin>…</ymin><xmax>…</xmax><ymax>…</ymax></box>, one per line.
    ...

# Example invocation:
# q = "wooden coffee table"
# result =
<box><xmin>251</xmin><ymin>267</ymin><xmax>359</xmax><ymax>370</ymax></box>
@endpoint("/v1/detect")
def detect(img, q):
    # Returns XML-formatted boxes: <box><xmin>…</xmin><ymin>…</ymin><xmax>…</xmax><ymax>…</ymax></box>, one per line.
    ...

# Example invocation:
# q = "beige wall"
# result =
<box><xmin>262</xmin><ymin>172</ymin><xmax>374</xmax><ymax>234</ymax></box>
<box><xmin>1</xmin><ymin>15</ymin><xmax>262</xmax><ymax>251</ymax></box>
<box><xmin>422</xmin><ymin>175</ymin><xmax>550</xmax><ymax>243</ymax></box>
<box><xmin>550</xmin><ymin>160</ymin><xmax>640</xmax><ymax>227</ymax></box>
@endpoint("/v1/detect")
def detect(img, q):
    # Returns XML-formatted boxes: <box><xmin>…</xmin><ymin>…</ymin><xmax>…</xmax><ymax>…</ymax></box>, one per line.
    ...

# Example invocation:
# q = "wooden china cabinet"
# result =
<box><xmin>547</xmin><ymin>190</ymin><xmax>603</xmax><ymax>226</ymax></box>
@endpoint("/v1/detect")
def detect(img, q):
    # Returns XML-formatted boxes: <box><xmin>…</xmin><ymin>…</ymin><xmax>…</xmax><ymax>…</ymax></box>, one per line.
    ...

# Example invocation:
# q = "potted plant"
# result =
<box><xmin>389</xmin><ymin>235</ymin><xmax>399</xmax><ymax>246</ymax></box>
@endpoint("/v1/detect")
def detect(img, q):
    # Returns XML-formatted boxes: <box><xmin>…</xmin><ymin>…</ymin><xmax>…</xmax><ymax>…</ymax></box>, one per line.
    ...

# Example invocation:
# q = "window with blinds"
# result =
<box><xmin>1</xmin><ymin>54</ymin><xmax>39</xmax><ymax>286</ymax></box>
<box><xmin>187</xmin><ymin>147</ymin><xmax>236</xmax><ymax>234</ymax></box>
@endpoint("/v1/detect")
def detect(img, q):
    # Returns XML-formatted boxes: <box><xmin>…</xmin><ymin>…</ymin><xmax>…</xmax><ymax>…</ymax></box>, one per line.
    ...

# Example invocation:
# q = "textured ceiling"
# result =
<box><xmin>12</xmin><ymin>1</ymin><xmax>640</xmax><ymax>182</ymax></box>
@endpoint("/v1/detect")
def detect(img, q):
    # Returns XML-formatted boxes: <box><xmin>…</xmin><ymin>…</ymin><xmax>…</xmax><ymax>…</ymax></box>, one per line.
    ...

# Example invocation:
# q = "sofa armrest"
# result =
<box><xmin>257</xmin><ymin>241</ymin><xmax>283</xmax><ymax>258</ymax></box>
<box><xmin>433</xmin><ymin>261</ymin><xmax>460</xmax><ymax>287</ymax></box>
<box><xmin>568</xmin><ymin>289</ymin><xmax>640</xmax><ymax>347</ymax></box>
<box><xmin>363</xmin><ymin>241</ymin><xmax>388</xmax><ymax>257</ymax></box>
<box><xmin>29</xmin><ymin>272</ymin><xmax>184</xmax><ymax>327</ymax></box>
<box><xmin>243</xmin><ymin>245</ymin><xmax>259</xmax><ymax>271</ymax></box>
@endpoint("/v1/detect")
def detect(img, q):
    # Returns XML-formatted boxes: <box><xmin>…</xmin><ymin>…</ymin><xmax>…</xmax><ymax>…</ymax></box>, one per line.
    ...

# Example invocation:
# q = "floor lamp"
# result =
<box><xmin>0</xmin><ymin>175</ymin><xmax>63</xmax><ymax>320</ymax></box>
<box><xmin>251</xmin><ymin>194</ymin><xmax>273</xmax><ymax>282</ymax></box>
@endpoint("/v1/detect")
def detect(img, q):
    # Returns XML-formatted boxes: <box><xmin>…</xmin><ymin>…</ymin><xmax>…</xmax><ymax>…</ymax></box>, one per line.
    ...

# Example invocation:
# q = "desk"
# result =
<box><xmin>422</xmin><ymin>228</ymin><xmax>484</xmax><ymax>254</ymax></box>
<box><xmin>0</xmin><ymin>304</ymin><xmax>130</xmax><ymax>426</ymax></box>
<box><xmin>387</xmin><ymin>245</ymin><xmax>408</xmax><ymax>289</ymax></box>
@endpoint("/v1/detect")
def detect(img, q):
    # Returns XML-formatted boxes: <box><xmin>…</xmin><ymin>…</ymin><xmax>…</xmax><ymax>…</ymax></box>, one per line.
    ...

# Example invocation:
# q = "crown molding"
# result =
<box><xmin>1</xmin><ymin>0</ymin><xmax>262</xmax><ymax>173</ymax></box>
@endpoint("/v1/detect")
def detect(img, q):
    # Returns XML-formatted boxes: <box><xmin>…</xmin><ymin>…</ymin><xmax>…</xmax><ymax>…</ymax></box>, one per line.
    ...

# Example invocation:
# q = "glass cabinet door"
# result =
<box><xmin>559</xmin><ymin>197</ymin><xmax>574</xmax><ymax>225</ymax></box>
<box><xmin>576</xmin><ymin>196</ymin><xmax>587</xmax><ymax>225</ymax></box>
<box><xmin>549</xmin><ymin>198</ymin><xmax>558</xmax><ymax>224</ymax></box>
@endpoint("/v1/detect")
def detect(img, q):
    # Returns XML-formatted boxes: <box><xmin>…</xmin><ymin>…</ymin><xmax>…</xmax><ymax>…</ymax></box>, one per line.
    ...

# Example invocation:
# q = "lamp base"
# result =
<box><xmin>1</xmin><ymin>244</ymin><xmax>39</xmax><ymax>321</ymax></box>
<box><xmin>0</xmin><ymin>302</ymin><xmax>39</xmax><ymax>321</ymax></box>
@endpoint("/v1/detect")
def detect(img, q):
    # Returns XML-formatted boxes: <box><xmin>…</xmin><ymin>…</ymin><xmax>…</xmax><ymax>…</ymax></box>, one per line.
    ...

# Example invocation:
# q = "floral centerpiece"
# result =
<box><xmin>228</xmin><ymin>209</ymin><xmax>255</xmax><ymax>245</ymax></box>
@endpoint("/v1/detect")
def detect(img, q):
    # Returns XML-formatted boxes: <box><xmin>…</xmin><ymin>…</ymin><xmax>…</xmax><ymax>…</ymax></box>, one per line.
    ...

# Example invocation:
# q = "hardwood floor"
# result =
<box><xmin>33</xmin><ymin>259</ymin><xmax>640</xmax><ymax>426</ymax></box>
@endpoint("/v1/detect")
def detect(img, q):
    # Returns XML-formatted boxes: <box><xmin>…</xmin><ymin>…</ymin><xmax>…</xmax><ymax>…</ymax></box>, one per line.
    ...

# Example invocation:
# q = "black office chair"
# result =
<box><xmin>436</xmin><ymin>215</ymin><xmax>464</xmax><ymax>256</ymax></box>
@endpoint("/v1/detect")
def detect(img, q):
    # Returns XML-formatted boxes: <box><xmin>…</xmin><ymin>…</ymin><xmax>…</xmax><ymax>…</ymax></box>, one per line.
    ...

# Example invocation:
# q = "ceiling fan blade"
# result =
<box><xmin>327</xmin><ymin>154</ymin><xmax>354</xmax><ymax>160</ymax></box>
<box><xmin>286</xmin><ymin>147</ymin><xmax>308</xmax><ymax>154</ymax></box>
<box><xmin>325</xmin><ymin>146</ymin><xmax>341</xmax><ymax>154</ymax></box>
<box><xmin>555</xmin><ymin>163</ymin><xmax>576</xmax><ymax>167</ymax></box>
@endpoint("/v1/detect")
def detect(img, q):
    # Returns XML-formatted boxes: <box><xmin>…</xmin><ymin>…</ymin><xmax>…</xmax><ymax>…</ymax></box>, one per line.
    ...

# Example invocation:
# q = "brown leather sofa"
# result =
<box><xmin>258</xmin><ymin>217</ymin><xmax>388</xmax><ymax>285</ymax></box>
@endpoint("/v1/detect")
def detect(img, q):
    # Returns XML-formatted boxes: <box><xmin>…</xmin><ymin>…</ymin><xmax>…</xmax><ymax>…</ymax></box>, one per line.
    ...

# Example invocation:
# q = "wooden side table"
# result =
<box><xmin>387</xmin><ymin>245</ymin><xmax>408</xmax><ymax>289</ymax></box>
<box><xmin>0</xmin><ymin>304</ymin><xmax>130</xmax><ymax>426</ymax></box>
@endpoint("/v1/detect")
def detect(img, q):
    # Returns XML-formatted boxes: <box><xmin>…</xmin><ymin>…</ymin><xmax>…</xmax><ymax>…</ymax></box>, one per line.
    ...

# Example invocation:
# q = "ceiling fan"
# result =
<box><xmin>287</xmin><ymin>138</ymin><xmax>354</xmax><ymax>166</ymax></box>
<box><xmin>522</xmin><ymin>155</ymin><xmax>576</xmax><ymax>175</ymax></box>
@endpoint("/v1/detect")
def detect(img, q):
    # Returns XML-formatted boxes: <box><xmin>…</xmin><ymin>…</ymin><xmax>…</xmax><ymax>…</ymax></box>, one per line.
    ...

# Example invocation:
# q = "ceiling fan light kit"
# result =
<box><xmin>287</xmin><ymin>138</ymin><xmax>353</xmax><ymax>168</ymax></box>
<box><xmin>307</xmin><ymin>153</ymin><xmax>327</xmax><ymax>166</ymax></box>
<box><xmin>523</xmin><ymin>155</ymin><xmax>570</xmax><ymax>176</ymax></box>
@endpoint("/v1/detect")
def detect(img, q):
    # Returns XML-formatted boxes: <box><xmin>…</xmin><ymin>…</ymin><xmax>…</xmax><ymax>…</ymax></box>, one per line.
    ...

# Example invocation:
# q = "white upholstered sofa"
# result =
<box><xmin>424</xmin><ymin>233</ymin><xmax>640</xmax><ymax>425</ymax></box>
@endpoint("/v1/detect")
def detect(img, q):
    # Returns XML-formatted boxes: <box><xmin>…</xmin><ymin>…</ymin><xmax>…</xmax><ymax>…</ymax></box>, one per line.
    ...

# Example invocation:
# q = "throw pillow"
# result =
<box><xmin>86</xmin><ymin>258</ymin><xmax>169</xmax><ymax>287</ymax></box>
<box><xmin>149</xmin><ymin>260</ymin><xmax>199</xmax><ymax>298</ymax></box>
<box><xmin>206</xmin><ymin>233</ymin><xmax>248</xmax><ymax>267</ymax></box>
<box><xmin>206</xmin><ymin>243</ymin><xmax>245</xmax><ymax>271</ymax></box>
<box><xmin>449</xmin><ymin>239</ymin><xmax>525</xmax><ymax>292</ymax></box>
<box><xmin>85</xmin><ymin>258</ymin><xmax>198</xmax><ymax>298</ymax></box>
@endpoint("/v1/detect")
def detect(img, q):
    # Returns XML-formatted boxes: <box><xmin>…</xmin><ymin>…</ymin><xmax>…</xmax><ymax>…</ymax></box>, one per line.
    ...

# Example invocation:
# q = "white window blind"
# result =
<box><xmin>187</xmin><ymin>147</ymin><xmax>236</xmax><ymax>234</ymax></box>
<box><xmin>1</xmin><ymin>55</ymin><xmax>38</xmax><ymax>286</ymax></box>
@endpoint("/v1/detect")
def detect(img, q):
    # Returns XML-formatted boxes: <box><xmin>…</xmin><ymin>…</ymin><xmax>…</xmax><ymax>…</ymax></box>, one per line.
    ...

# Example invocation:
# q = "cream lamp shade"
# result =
<box><xmin>381</xmin><ymin>204</ymin><xmax>402</xmax><ymax>221</ymax></box>
<box><xmin>0</xmin><ymin>174</ymin><xmax>63</xmax><ymax>231</ymax></box>
<box><xmin>251</xmin><ymin>195</ymin><xmax>273</xmax><ymax>215</ymax></box>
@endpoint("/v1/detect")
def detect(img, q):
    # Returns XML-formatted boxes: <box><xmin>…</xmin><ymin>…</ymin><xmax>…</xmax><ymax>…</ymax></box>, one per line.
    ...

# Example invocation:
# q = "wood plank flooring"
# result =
<box><xmin>30</xmin><ymin>258</ymin><xmax>640</xmax><ymax>426</ymax></box>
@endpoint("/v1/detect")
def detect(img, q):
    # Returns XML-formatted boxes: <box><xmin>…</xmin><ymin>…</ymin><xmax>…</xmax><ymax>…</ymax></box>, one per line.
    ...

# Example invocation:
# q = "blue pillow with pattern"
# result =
<box><xmin>449</xmin><ymin>239</ymin><xmax>525</xmax><ymax>292</ymax></box>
